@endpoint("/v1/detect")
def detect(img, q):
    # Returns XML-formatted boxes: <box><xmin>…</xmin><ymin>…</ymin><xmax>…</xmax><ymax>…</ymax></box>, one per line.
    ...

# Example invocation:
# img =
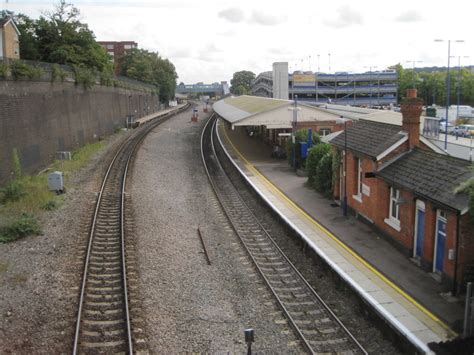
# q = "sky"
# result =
<box><xmin>4</xmin><ymin>0</ymin><xmax>474</xmax><ymax>84</ymax></box>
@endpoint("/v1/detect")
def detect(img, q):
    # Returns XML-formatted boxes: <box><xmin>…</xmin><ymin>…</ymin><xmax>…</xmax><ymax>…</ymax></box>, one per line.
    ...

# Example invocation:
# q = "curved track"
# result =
<box><xmin>73</xmin><ymin>104</ymin><xmax>189</xmax><ymax>354</ymax></box>
<box><xmin>201</xmin><ymin>114</ymin><xmax>368</xmax><ymax>355</ymax></box>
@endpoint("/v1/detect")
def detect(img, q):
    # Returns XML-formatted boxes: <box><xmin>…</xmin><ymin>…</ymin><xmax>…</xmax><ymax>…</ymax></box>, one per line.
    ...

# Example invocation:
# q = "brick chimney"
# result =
<box><xmin>400</xmin><ymin>88</ymin><xmax>423</xmax><ymax>149</ymax></box>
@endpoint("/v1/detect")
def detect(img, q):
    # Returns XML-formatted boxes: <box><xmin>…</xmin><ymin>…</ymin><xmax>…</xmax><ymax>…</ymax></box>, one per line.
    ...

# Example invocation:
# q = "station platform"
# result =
<box><xmin>216</xmin><ymin>121</ymin><xmax>464</xmax><ymax>353</ymax></box>
<box><xmin>135</xmin><ymin>103</ymin><xmax>187</xmax><ymax>125</ymax></box>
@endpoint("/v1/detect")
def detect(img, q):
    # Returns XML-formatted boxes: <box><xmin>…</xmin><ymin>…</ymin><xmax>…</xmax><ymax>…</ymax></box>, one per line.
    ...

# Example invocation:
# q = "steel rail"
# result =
<box><xmin>200</xmin><ymin>114</ymin><xmax>368</xmax><ymax>355</ymax></box>
<box><xmin>73</xmin><ymin>103</ymin><xmax>190</xmax><ymax>354</ymax></box>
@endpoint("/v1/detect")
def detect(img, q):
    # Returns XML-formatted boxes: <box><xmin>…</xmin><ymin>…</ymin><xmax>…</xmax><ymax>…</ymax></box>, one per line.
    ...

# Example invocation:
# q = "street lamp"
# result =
<box><xmin>405</xmin><ymin>60</ymin><xmax>423</xmax><ymax>89</ymax></box>
<box><xmin>454</xmin><ymin>55</ymin><xmax>470</xmax><ymax>120</ymax></box>
<box><xmin>336</xmin><ymin>116</ymin><xmax>350</xmax><ymax>216</ymax></box>
<box><xmin>364</xmin><ymin>66</ymin><xmax>378</xmax><ymax>107</ymax></box>
<box><xmin>290</xmin><ymin>95</ymin><xmax>299</xmax><ymax>172</ymax></box>
<box><xmin>434</xmin><ymin>39</ymin><xmax>465</xmax><ymax>151</ymax></box>
<box><xmin>328</xmin><ymin>53</ymin><xmax>331</xmax><ymax>74</ymax></box>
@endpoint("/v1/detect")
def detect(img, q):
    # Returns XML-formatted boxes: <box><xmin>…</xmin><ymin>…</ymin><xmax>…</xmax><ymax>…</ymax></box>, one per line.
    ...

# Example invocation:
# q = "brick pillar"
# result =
<box><xmin>400</xmin><ymin>89</ymin><xmax>423</xmax><ymax>149</ymax></box>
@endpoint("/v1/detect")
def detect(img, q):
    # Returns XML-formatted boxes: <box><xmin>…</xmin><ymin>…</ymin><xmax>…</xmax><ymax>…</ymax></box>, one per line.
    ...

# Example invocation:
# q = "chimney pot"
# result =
<box><xmin>406</xmin><ymin>88</ymin><xmax>417</xmax><ymax>99</ymax></box>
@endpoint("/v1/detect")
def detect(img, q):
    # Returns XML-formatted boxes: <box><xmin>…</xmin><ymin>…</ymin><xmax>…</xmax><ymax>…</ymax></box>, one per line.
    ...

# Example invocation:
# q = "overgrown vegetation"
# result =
<box><xmin>10</xmin><ymin>60</ymin><xmax>44</xmax><ymax>80</ymax></box>
<box><xmin>306</xmin><ymin>143</ymin><xmax>333</xmax><ymax>197</ymax></box>
<box><xmin>51</xmin><ymin>64</ymin><xmax>68</xmax><ymax>82</ymax></box>
<box><xmin>0</xmin><ymin>213</ymin><xmax>42</xmax><ymax>243</ymax></box>
<box><xmin>0</xmin><ymin>139</ymin><xmax>107</xmax><ymax>243</ymax></box>
<box><xmin>286</xmin><ymin>129</ymin><xmax>320</xmax><ymax>168</ymax></box>
<box><xmin>0</xmin><ymin>62</ymin><xmax>8</xmax><ymax>78</ymax></box>
<box><xmin>119</xmin><ymin>48</ymin><xmax>177</xmax><ymax>102</ymax></box>
<box><xmin>73</xmin><ymin>65</ymin><xmax>96</xmax><ymax>89</ymax></box>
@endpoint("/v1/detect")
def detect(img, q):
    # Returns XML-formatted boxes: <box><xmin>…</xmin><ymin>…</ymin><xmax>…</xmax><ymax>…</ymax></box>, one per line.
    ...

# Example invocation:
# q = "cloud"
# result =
<box><xmin>324</xmin><ymin>5</ymin><xmax>363</xmax><ymax>28</ymax></box>
<box><xmin>218</xmin><ymin>7</ymin><xmax>245</xmax><ymax>23</ymax></box>
<box><xmin>249</xmin><ymin>10</ymin><xmax>287</xmax><ymax>26</ymax></box>
<box><xmin>395</xmin><ymin>10</ymin><xmax>423</xmax><ymax>23</ymax></box>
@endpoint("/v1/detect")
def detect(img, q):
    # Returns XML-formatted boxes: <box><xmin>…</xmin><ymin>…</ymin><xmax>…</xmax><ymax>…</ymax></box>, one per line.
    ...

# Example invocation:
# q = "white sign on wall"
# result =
<box><xmin>362</xmin><ymin>184</ymin><xmax>370</xmax><ymax>197</ymax></box>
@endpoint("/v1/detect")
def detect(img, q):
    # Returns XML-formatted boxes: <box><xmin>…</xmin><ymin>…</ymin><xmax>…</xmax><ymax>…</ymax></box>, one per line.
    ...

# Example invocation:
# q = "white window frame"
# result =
<box><xmin>352</xmin><ymin>157</ymin><xmax>363</xmax><ymax>203</ymax></box>
<box><xmin>384</xmin><ymin>187</ymin><xmax>401</xmax><ymax>231</ymax></box>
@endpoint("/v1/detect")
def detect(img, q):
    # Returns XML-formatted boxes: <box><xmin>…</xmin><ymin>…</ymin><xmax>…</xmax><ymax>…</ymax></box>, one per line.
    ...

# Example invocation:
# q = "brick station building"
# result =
<box><xmin>98</xmin><ymin>41</ymin><xmax>138</xmax><ymax>74</ymax></box>
<box><xmin>330</xmin><ymin>89</ymin><xmax>473</xmax><ymax>292</ymax></box>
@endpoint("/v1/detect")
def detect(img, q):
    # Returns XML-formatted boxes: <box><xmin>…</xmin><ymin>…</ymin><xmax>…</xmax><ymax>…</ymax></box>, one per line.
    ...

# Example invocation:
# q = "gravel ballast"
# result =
<box><xmin>0</xmin><ymin>131</ymin><xmax>131</xmax><ymax>353</ymax></box>
<box><xmin>130</xmin><ymin>106</ymin><xmax>304</xmax><ymax>353</ymax></box>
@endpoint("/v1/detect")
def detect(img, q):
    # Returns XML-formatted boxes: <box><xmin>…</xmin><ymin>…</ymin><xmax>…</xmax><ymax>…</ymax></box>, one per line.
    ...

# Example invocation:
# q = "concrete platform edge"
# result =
<box><xmin>215</xmin><ymin>120</ymin><xmax>434</xmax><ymax>354</ymax></box>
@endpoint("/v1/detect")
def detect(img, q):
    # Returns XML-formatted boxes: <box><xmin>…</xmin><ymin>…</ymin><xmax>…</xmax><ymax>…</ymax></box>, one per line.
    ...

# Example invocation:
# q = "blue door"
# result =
<box><xmin>415</xmin><ymin>208</ymin><xmax>425</xmax><ymax>258</ymax></box>
<box><xmin>435</xmin><ymin>216</ymin><xmax>447</xmax><ymax>272</ymax></box>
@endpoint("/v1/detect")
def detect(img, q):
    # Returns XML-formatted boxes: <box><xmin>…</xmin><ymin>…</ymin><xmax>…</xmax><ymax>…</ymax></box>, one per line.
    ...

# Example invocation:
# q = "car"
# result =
<box><xmin>440</xmin><ymin>121</ymin><xmax>454</xmax><ymax>134</ymax></box>
<box><xmin>454</xmin><ymin>124</ymin><xmax>474</xmax><ymax>137</ymax></box>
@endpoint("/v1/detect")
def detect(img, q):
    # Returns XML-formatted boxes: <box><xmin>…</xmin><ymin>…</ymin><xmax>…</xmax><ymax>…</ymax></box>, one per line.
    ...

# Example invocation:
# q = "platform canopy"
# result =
<box><xmin>213</xmin><ymin>95</ymin><xmax>340</xmax><ymax>129</ymax></box>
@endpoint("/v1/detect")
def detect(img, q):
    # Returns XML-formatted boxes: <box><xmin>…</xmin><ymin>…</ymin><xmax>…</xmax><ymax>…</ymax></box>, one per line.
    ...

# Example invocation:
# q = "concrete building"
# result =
<box><xmin>329</xmin><ymin>89</ymin><xmax>473</xmax><ymax>291</ymax></box>
<box><xmin>98</xmin><ymin>41</ymin><xmax>138</xmax><ymax>74</ymax></box>
<box><xmin>272</xmin><ymin>62</ymin><xmax>288</xmax><ymax>100</ymax></box>
<box><xmin>0</xmin><ymin>14</ymin><xmax>20</xmax><ymax>60</ymax></box>
<box><xmin>253</xmin><ymin>62</ymin><xmax>398</xmax><ymax>107</ymax></box>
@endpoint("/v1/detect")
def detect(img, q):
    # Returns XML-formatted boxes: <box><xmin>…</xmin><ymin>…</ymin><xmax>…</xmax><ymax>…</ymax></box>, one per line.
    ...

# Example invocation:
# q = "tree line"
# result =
<box><xmin>10</xmin><ymin>0</ymin><xmax>177</xmax><ymax>102</ymax></box>
<box><xmin>392</xmin><ymin>63</ymin><xmax>474</xmax><ymax>106</ymax></box>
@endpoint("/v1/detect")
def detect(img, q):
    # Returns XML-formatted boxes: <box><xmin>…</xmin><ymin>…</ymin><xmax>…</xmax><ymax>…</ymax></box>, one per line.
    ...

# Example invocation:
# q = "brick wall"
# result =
<box><xmin>0</xmin><ymin>80</ymin><xmax>158</xmax><ymax>183</ymax></box>
<box><xmin>3</xmin><ymin>22</ymin><xmax>19</xmax><ymax>59</ymax></box>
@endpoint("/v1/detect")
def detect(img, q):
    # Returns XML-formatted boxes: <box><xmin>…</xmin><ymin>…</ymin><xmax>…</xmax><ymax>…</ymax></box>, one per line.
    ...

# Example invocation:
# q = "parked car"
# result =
<box><xmin>440</xmin><ymin>121</ymin><xmax>454</xmax><ymax>134</ymax></box>
<box><xmin>454</xmin><ymin>124</ymin><xmax>474</xmax><ymax>137</ymax></box>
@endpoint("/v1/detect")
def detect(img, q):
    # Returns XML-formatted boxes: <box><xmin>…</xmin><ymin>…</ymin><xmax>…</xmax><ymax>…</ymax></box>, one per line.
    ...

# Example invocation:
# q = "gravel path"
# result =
<box><xmin>131</xmin><ymin>106</ymin><xmax>304</xmax><ymax>353</ymax></box>
<box><xmin>0</xmin><ymin>131</ymin><xmax>131</xmax><ymax>353</ymax></box>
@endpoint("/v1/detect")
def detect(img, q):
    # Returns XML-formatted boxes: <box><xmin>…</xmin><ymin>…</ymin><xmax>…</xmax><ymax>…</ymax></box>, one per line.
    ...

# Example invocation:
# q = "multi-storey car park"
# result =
<box><xmin>252</xmin><ymin>68</ymin><xmax>398</xmax><ymax>107</ymax></box>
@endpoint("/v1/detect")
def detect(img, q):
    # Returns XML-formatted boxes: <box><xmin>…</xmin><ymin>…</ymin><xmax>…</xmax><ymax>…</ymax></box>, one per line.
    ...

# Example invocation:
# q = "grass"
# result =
<box><xmin>0</xmin><ymin>139</ymin><xmax>108</xmax><ymax>243</ymax></box>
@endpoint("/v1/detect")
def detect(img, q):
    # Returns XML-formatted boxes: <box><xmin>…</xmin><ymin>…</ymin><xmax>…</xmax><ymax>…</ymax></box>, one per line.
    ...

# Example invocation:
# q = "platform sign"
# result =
<box><xmin>293</xmin><ymin>74</ymin><xmax>315</xmax><ymax>87</ymax></box>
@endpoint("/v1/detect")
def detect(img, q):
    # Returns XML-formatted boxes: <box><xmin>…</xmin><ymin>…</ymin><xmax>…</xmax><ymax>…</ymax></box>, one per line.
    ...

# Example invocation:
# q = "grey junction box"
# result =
<box><xmin>48</xmin><ymin>171</ymin><xmax>64</xmax><ymax>192</ymax></box>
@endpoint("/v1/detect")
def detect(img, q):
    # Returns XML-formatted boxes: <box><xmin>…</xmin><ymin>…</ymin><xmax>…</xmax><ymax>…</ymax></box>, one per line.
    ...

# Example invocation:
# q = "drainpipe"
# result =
<box><xmin>452</xmin><ymin>211</ymin><xmax>461</xmax><ymax>296</ymax></box>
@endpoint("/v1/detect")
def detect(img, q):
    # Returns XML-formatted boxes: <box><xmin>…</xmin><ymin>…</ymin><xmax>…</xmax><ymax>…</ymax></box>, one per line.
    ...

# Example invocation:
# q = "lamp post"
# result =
<box><xmin>328</xmin><ymin>53</ymin><xmax>331</xmax><ymax>74</ymax></box>
<box><xmin>336</xmin><ymin>116</ymin><xmax>350</xmax><ymax>216</ymax></box>
<box><xmin>455</xmin><ymin>55</ymin><xmax>469</xmax><ymax>120</ymax></box>
<box><xmin>291</xmin><ymin>95</ymin><xmax>299</xmax><ymax>172</ymax></box>
<box><xmin>434</xmin><ymin>39</ymin><xmax>465</xmax><ymax>151</ymax></box>
<box><xmin>405</xmin><ymin>60</ymin><xmax>423</xmax><ymax>89</ymax></box>
<box><xmin>364</xmin><ymin>66</ymin><xmax>378</xmax><ymax>107</ymax></box>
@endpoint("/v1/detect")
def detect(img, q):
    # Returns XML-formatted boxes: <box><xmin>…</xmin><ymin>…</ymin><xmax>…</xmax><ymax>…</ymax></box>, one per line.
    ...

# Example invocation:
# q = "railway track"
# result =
<box><xmin>73</xmin><ymin>104</ymin><xmax>189</xmax><ymax>354</ymax></box>
<box><xmin>201</xmin><ymin>114</ymin><xmax>368</xmax><ymax>355</ymax></box>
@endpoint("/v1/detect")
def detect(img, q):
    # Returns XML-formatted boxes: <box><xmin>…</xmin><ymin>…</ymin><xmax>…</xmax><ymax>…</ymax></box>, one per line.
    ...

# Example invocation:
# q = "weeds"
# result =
<box><xmin>0</xmin><ymin>180</ymin><xmax>26</xmax><ymax>203</ymax></box>
<box><xmin>0</xmin><ymin>213</ymin><xmax>42</xmax><ymax>243</ymax></box>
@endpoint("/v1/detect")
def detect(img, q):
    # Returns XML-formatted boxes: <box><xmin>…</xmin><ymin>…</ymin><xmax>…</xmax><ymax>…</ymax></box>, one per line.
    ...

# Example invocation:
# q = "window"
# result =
<box><xmin>107</xmin><ymin>44</ymin><xmax>114</xmax><ymax>49</ymax></box>
<box><xmin>124</xmin><ymin>44</ymin><xmax>132</xmax><ymax>49</ymax></box>
<box><xmin>357</xmin><ymin>158</ymin><xmax>363</xmax><ymax>196</ymax></box>
<box><xmin>318</xmin><ymin>128</ymin><xmax>331</xmax><ymax>136</ymax></box>
<box><xmin>384</xmin><ymin>187</ymin><xmax>401</xmax><ymax>231</ymax></box>
<box><xmin>389</xmin><ymin>187</ymin><xmax>400</xmax><ymax>220</ymax></box>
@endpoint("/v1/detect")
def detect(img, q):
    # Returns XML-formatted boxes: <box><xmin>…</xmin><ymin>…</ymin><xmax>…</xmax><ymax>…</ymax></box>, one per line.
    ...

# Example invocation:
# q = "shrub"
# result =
<box><xmin>100</xmin><ymin>71</ymin><xmax>114</xmax><ymax>86</ymax></box>
<box><xmin>0</xmin><ymin>180</ymin><xmax>26</xmax><ymax>204</ymax></box>
<box><xmin>10</xmin><ymin>61</ymin><xmax>43</xmax><ymax>80</ymax></box>
<box><xmin>0</xmin><ymin>62</ymin><xmax>8</xmax><ymax>78</ymax></box>
<box><xmin>286</xmin><ymin>129</ymin><xmax>321</xmax><ymax>168</ymax></box>
<box><xmin>306</xmin><ymin>143</ymin><xmax>331</xmax><ymax>184</ymax></box>
<box><xmin>51</xmin><ymin>64</ymin><xmax>68</xmax><ymax>82</ymax></box>
<box><xmin>73</xmin><ymin>65</ymin><xmax>96</xmax><ymax>89</ymax></box>
<box><xmin>314</xmin><ymin>153</ymin><xmax>333</xmax><ymax>197</ymax></box>
<box><xmin>41</xmin><ymin>200</ymin><xmax>58</xmax><ymax>211</ymax></box>
<box><xmin>0</xmin><ymin>213</ymin><xmax>42</xmax><ymax>243</ymax></box>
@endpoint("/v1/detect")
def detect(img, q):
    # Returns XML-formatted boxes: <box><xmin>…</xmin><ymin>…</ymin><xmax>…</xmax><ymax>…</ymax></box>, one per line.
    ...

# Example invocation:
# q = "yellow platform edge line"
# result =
<box><xmin>221</xmin><ymin>123</ymin><xmax>456</xmax><ymax>337</ymax></box>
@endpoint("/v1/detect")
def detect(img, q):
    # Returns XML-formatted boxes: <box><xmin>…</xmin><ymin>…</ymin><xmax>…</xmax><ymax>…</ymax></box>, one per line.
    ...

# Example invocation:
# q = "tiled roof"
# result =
<box><xmin>0</xmin><ymin>17</ymin><xmax>10</xmax><ymax>27</ymax></box>
<box><xmin>376</xmin><ymin>148</ymin><xmax>473</xmax><ymax>213</ymax></box>
<box><xmin>329</xmin><ymin>119</ymin><xmax>406</xmax><ymax>159</ymax></box>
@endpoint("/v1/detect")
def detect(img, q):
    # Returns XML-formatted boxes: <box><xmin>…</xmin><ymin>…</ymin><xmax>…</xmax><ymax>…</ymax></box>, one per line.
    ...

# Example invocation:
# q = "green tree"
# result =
<box><xmin>24</xmin><ymin>1</ymin><xmax>112</xmax><ymax>73</ymax></box>
<box><xmin>306</xmin><ymin>143</ymin><xmax>331</xmax><ymax>185</ymax></box>
<box><xmin>230</xmin><ymin>70</ymin><xmax>255</xmax><ymax>94</ymax></box>
<box><xmin>314</xmin><ymin>153</ymin><xmax>333</xmax><ymax>197</ymax></box>
<box><xmin>15</xmin><ymin>14</ymin><xmax>40</xmax><ymax>60</ymax></box>
<box><xmin>120</xmin><ymin>48</ymin><xmax>177</xmax><ymax>102</ymax></box>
